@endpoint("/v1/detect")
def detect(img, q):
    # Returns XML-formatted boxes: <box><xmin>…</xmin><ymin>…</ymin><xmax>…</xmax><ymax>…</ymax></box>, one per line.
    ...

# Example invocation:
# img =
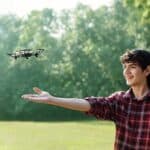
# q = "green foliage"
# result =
<box><xmin>123</xmin><ymin>0</ymin><xmax>150</xmax><ymax>47</ymax></box>
<box><xmin>124</xmin><ymin>0</ymin><xmax>150</xmax><ymax>24</ymax></box>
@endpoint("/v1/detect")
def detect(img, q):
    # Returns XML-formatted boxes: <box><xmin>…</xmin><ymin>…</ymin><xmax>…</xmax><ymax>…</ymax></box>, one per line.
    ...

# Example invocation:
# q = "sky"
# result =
<box><xmin>0</xmin><ymin>0</ymin><xmax>113</xmax><ymax>17</ymax></box>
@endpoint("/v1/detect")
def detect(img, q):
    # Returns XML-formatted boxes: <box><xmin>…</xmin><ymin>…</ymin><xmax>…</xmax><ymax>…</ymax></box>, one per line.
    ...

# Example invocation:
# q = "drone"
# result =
<box><xmin>7</xmin><ymin>49</ymin><xmax>44</xmax><ymax>59</ymax></box>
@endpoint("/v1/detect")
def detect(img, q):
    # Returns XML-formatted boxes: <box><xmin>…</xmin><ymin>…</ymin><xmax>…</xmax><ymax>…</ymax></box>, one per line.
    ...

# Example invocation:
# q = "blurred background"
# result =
<box><xmin>0</xmin><ymin>0</ymin><xmax>149</xmax><ymax>121</ymax></box>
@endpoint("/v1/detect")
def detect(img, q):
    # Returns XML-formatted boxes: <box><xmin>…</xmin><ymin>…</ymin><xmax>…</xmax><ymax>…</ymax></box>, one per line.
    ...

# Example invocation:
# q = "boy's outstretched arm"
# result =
<box><xmin>22</xmin><ymin>87</ymin><xmax>91</xmax><ymax>112</ymax></box>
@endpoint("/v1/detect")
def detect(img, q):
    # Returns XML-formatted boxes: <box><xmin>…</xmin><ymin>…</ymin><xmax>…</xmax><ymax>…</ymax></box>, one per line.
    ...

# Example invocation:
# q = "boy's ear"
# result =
<box><xmin>145</xmin><ymin>65</ymin><xmax>150</xmax><ymax>76</ymax></box>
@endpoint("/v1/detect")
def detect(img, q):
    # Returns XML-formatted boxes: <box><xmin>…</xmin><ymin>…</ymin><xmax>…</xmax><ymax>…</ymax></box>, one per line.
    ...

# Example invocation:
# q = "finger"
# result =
<box><xmin>21</xmin><ymin>95</ymin><xmax>39</xmax><ymax>102</ymax></box>
<box><xmin>22</xmin><ymin>94</ymin><xmax>31</xmax><ymax>98</ymax></box>
<box><xmin>21</xmin><ymin>95</ymin><xmax>46</xmax><ymax>102</ymax></box>
<box><xmin>21</xmin><ymin>94</ymin><xmax>40</xmax><ymax>99</ymax></box>
<box><xmin>33</xmin><ymin>87</ymin><xmax>42</xmax><ymax>94</ymax></box>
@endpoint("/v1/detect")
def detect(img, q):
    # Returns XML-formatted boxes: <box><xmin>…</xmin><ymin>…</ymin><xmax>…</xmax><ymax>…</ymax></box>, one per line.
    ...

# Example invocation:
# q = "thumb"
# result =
<box><xmin>33</xmin><ymin>87</ymin><xmax>42</xmax><ymax>94</ymax></box>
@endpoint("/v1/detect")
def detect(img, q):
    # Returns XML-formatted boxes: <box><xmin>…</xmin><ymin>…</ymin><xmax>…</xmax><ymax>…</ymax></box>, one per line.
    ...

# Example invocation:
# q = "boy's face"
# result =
<box><xmin>123</xmin><ymin>62</ymin><xmax>149</xmax><ymax>87</ymax></box>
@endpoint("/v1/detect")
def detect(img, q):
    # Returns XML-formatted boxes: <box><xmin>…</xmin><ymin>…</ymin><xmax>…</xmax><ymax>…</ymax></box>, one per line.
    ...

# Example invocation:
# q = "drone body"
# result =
<box><xmin>7</xmin><ymin>49</ymin><xmax>44</xmax><ymax>59</ymax></box>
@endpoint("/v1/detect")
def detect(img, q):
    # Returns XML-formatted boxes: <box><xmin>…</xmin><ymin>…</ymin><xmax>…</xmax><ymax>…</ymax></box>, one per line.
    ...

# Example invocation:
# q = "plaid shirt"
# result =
<box><xmin>85</xmin><ymin>89</ymin><xmax>150</xmax><ymax>150</ymax></box>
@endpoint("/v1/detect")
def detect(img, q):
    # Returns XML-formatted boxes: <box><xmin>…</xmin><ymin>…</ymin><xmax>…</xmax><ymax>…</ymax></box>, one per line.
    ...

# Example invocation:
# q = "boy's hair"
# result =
<box><xmin>120</xmin><ymin>49</ymin><xmax>150</xmax><ymax>87</ymax></box>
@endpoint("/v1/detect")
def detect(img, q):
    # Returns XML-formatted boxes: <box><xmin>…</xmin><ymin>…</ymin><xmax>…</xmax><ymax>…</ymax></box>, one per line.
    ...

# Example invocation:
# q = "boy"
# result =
<box><xmin>22</xmin><ymin>49</ymin><xmax>150</xmax><ymax>149</ymax></box>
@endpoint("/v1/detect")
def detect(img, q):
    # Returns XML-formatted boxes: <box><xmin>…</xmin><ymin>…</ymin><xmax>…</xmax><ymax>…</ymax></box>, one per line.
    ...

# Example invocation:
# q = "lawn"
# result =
<box><xmin>0</xmin><ymin>121</ymin><xmax>115</xmax><ymax>150</ymax></box>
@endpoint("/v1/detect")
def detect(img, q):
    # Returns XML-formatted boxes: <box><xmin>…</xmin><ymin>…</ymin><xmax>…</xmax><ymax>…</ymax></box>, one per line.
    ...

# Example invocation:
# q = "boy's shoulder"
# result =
<box><xmin>108</xmin><ymin>91</ymin><xmax>126</xmax><ymax>99</ymax></box>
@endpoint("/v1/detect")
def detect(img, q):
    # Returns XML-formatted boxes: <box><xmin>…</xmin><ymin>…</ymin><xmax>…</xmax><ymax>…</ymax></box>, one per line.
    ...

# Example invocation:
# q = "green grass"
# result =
<box><xmin>0</xmin><ymin>121</ymin><xmax>115</xmax><ymax>150</ymax></box>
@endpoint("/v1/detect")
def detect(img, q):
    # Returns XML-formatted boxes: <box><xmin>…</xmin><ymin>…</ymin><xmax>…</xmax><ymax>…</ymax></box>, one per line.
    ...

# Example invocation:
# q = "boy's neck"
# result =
<box><xmin>132</xmin><ymin>84</ymin><xmax>150</xmax><ymax>100</ymax></box>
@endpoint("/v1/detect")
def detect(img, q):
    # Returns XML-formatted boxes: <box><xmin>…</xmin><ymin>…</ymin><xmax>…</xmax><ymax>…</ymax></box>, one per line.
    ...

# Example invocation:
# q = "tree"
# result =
<box><xmin>124</xmin><ymin>0</ymin><xmax>150</xmax><ymax>24</ymax></box>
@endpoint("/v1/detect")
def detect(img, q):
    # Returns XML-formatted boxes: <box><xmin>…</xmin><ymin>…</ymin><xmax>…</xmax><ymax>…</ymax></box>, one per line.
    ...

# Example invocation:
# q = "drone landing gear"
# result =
<box><xmin>34</xmin><ymin>53</ymin><xmax>39</xmax><ymax>57</ymax></box>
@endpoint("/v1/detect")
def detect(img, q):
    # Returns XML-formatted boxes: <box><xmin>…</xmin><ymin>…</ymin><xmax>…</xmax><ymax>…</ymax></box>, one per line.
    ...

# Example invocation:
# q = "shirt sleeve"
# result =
<box><xmin>84</xmin><ymin>92</ymin><xmax>121</xmax><ymax>122</ymax></box>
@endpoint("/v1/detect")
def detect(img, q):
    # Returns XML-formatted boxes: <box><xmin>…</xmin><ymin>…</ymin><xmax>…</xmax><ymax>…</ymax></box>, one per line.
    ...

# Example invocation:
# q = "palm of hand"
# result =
<box><xmin>36</xmin><ymin>91</ymin><xmax>50</xmax><ymax>100</ymax></box>
<box><xmin>22</xmin><ymin>87</ymin><xmax>51</xmax><ymax>102</ymax></box>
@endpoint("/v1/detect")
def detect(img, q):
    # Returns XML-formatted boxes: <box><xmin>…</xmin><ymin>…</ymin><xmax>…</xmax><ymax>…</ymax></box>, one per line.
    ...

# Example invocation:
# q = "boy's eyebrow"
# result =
<box><xmin>128</xmin><ymin>63</ymin><xmax>137</xmax><ymax>66</ymax></box>
<box><xmin>122</xmin><ymin>62</ymin><xmax>138</xmax><ymax>67</ymax></box>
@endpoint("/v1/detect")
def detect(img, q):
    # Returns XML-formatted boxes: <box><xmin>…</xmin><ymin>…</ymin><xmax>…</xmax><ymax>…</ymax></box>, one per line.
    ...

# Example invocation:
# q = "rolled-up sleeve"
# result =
<box><xmin>84</xmin><ymin>93</ymin><xmax>120</xmax><ymax>121</ymax></box>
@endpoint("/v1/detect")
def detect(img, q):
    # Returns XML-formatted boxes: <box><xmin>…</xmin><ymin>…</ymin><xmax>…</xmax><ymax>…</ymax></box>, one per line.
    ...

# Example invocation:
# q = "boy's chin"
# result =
<box><xmin>126</xmin><ymin>82</ymin><xmax>132</xmax><ymax>86</ymax></box>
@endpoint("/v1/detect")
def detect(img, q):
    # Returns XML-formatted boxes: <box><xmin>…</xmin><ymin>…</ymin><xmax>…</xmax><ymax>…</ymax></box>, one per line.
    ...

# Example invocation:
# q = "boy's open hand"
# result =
<box><xmin>21</xmin><ymin>87</ymin><xmax>52</xmax><ymax>103</ymax></box>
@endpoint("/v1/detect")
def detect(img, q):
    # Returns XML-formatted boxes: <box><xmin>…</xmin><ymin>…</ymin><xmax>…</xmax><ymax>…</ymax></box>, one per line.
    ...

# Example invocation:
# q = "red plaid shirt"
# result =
<box><xmin>85</xmin><ymin>89</ymin><xmax>150</xmax><ymax>150</ymax></box>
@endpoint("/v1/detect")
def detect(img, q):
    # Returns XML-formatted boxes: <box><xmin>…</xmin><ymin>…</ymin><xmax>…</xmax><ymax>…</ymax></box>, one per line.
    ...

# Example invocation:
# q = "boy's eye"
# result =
<box><xmin>131</xmin><ymin>65</ymin><xmax>136</xmax><ymax>68</ymax></box>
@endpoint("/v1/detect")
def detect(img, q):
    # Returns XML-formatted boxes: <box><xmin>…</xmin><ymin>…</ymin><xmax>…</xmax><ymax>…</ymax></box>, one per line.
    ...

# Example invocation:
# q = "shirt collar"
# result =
<box><xmin>124</xmin><ymin>88</ymin><xmax>150</xmax><ymax>101</ymax></box>
<box><xmin>124</xmin><ymin>88</ymin><xmax>134</xmax><ymax>99</ymax></box>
